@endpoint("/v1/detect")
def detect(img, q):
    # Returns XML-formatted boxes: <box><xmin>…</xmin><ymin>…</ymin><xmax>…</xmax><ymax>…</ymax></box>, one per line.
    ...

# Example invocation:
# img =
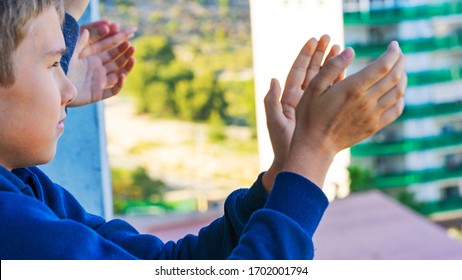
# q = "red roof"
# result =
<box><xmin>313</xmin><ymin>190</ymin><xmax>462</xmax><ymax>259</ymax></box>
<box><xmin>120</xmin><ymin>190</ymin><xmax>462</xmax><ymax>259</ymax></box>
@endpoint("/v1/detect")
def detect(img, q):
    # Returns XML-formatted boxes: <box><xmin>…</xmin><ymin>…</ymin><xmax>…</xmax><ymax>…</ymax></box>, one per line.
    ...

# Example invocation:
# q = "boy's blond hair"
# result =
<box><xmin>0</xmin><ymin>0</ymin><xmax>64</xmax><ymax>87</ymax></box>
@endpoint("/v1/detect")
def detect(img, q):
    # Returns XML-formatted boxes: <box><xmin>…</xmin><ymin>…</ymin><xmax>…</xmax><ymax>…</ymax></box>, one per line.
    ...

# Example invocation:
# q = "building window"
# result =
<box><xmin>441</xmin><ymin>185</ymin><xmax>461</xmax><ymax>201</ymax></box>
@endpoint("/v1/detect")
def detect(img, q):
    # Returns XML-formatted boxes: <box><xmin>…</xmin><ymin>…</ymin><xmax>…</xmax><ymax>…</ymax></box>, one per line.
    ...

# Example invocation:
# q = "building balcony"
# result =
<box><xmin>420</xmin><ymin>197</ymin><xmax>462</xmax><ymax>215</ymax></box>
<box><xmin>348</xmin><ymin>34</ymin><xmax>462</xmax><ymax>58</ymax></box>
<box><xmin>373</xmin><ymin>165</ymin><xmax>462</xmax><ymax>188</ymax></box>
<box><xmin>398</xmin><ymin>102</ymin><xmax>462</xmax><ymax>122</ymax></box>
<box><xmin>407</xmin><ymin>67</ymin><xmax>462</xmax><ymax>87</ymax></box>
<box><xmin>351</xmin><ymin>131</ymin><xmax>462</xmax><ymax>157</ymax></box>
<box><xmin>344</xmin><ymin>1</ymin><xmax>462</xmax><ymax>25</ymax></box>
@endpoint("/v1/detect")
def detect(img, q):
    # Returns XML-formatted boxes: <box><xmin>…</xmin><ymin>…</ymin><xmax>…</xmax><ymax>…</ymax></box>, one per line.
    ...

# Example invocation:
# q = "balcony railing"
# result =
<box><xmin>348</xmin><ymin>34</ymin><xmax>462</xmax><ymax>58</ymax></box>
<box><xmin>351</xmin><ymin>131</ymin><xmax>462</xmax><ymax>156</ymax></box>
<box><xmin>344</xmin><ymin>1</ymin><xmax>462</xmax><ymax>25</ymax></box>
<box><xmin>373</xmin><ymin>165</ymin><xmax>462</xmax><ymax>188</ymax></box>
<box><xmin>397</xmin><ymin>102</ymin><xmax>462</xmax><ymax>122</ymax></box>
<box><xmin>407</xmin><ymin>67</ymin><xmax>462</xmax><ymax>86</ymax></box>
<box><xmin>419</xmin><ymin>197</ymin><xmax>462</xmax><ymax>215</ymax></box>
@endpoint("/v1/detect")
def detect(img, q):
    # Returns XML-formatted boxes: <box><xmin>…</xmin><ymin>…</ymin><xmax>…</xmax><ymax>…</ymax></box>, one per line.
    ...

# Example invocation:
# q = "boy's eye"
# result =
<box><xmin>52</xmin><ymin>61</ymin><xmax>61</xmax><ymax>68</ymax></box>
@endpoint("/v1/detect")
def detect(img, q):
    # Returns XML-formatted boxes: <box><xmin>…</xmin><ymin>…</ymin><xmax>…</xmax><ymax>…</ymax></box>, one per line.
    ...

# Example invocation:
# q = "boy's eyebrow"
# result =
<box><xmin>45</xmin><ymin>47</ymin><xmax>68</xmax><ymax>57</ymax></box>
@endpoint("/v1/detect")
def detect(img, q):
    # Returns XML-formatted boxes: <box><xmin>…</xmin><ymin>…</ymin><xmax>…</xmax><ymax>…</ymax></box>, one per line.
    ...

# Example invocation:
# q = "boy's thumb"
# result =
<box><xmin>264</xmin><ymin>78</ymin><xmax>282</xmax><ymax>118</ymax></box>
<box><xmin>264</xmin><ymin>78</ymin><xmax>281</xmax><ymax>104</ymax></box>
<box><xmin>76</xmin><ymin>29</ymin><xmax>90</xmax><ymax>59</ymax></box>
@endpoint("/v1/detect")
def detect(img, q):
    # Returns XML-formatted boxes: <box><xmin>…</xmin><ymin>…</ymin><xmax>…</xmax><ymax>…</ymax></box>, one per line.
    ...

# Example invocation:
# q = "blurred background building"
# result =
<box><xmin>345</xmin><ymin>0</ymin><xmax>462</xmax><ymax>229</ymax></box>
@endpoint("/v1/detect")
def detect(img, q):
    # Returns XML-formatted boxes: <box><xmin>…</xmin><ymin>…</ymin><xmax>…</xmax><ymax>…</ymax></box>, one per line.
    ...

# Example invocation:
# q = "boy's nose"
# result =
<box><xmin>61</xmin><ymin>74</ymin><xmax>77</xmax><ymax>106</ymax></box>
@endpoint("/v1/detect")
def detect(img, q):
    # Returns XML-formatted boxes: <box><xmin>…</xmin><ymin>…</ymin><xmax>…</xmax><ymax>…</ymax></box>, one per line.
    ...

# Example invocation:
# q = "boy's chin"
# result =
<box><xmin>34</xmin><ymin>150</ymin><xmax>57</xmax><ymax>167</ymax></box>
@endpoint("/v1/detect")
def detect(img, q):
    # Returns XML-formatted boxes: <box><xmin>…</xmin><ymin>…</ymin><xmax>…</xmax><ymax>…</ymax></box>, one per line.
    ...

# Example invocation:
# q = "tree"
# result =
<box><xmin>126</xmin><ymin>35</ymin><xmax>189</xmax><ymax>117</ymax></box>
<box><xmin>174</xmin><ymin>71</ymin><xmax>227</xmax><ymax>122</ymax></box>
<box><xmin>111</xmin><ymin>166</ymin><xmax>167</xmax><ymax>214</ymax></box>
<box><xmin>348</xmin><ymin>165</ymin><xmax>373</xmax><ymax>193</ymax></box>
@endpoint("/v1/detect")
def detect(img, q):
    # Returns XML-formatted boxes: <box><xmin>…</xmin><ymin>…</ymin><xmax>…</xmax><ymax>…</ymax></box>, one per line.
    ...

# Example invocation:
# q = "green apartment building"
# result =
<box><xmin>345</xmin><ymin>0</ymin><xmax>462</xmax><ymax>224</ymax></box>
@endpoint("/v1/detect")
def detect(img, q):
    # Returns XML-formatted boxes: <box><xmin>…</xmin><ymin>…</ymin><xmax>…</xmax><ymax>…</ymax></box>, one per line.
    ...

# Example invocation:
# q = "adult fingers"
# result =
<box><xmin>99</xmin><ymin>42</ymin><xmax>132</xmax><ymax>64</ymax></box>
<box><xmin>366</xmin><ymin>51</ymin><xmax>406</xmax><ymax>101</ymax></box>
<box><xmin>75</xmin><ymin>29</ymin><xmax>90</xmax><ymax>57</ymax></box>
<box><xmin>106</xmin><ymin>73</ymin><xmax>119</xmax><ymax>89</ymax></box>
<box><xmin>122</xmin><ymin>57</ymin><xmax>136</xmax><ymax>75</ymax></box>
<box><xmin>106</xmin><ymin>57</ymin><xmax>136</xmax><ymax>89</ymax></box>
<box><xmin>80</xmin><ymin>27</ymin><xmax>137</xmax><ymax>58</ymax></box>
<box><xmin>81</xmin><ymin>20</ymin><xmax>112</xmax><ymax>45</ymax></box>
<box><xmin>80</xmin><ymin>20</ymin><xmax>110</xmax><ymax>30</ymax></box>
<box><xmin>308</xmin><ymin>47</ymin><xmax>355</xmax><ymax>97</ymax></box>
<box><xmin>104</xmin><ymin>73</ymin><xmax>127</xmax><ymax>98</ymax></box>
<box><xmin>376</xmin><ymin>71</ymin><xmax>407</xmax><ymax>112</ymax></box>
<box><xmin>302</xmin><ymin>34</ymin><xmax>331</xmax><ymax>90</ymax></box>
<box><xmin>345</xmin><ymin>41</ymin><xmax>401</xmax><ymax>93</ymax></box>
<box><xmin>104</xmin><ymin>46</ymin><xmax>136</xmax><ymax>74</ymax></box>
<box><xmin>379</xmin><ymin>96</ymin><xmax>405</xmax><ymax>129</ymax></box>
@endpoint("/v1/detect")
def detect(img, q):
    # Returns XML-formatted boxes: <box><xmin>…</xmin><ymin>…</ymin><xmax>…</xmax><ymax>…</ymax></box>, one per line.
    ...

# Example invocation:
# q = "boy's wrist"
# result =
<box><xmin>262</xmin><ymin>159</ymin><xmax>285</xmax><ymax>193</ymax></box>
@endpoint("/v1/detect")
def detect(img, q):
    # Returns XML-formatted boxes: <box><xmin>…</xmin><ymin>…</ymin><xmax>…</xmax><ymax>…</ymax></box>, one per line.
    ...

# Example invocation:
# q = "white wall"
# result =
<box><xmin>249</xmin><ymin>0</ymin><xmax>348</xmax><ymax>200</ymax></box>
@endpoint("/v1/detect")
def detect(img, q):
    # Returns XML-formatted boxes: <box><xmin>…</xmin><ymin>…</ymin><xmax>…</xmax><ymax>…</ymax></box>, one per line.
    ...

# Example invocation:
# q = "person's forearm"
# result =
<box><xmin>282</xmin><ymin>137</ymin><xmax>335</xmax><ymax>188</ymax></box>
<box><xmin>63</xmin><ymin>0</ymin><xmax>90</xmax><ymax>20</ymax></box>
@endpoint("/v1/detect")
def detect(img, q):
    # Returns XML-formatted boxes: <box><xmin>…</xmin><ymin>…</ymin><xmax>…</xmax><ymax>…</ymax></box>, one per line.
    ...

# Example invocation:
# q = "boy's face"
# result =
<box><xmin>0</xmin><ymin>7</ymin><xmax>77</xmax><ymax>170</ymax></box>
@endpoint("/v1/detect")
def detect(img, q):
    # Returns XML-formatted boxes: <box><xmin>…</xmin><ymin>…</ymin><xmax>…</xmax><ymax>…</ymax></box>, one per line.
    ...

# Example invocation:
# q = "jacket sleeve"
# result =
<box><xmin>228</xmin><ymin>172</ymin><xmax>329</xmax><ymax>259</ymax></box>
<box><xmin>90</xmin><ymin>171</ymin><xmax>328</xmax><ymax>259</ymax></box>
<box><xmin>0</xmin><ymin>170</ymin><xmax>269</xmax><ymax>259</ymax></box>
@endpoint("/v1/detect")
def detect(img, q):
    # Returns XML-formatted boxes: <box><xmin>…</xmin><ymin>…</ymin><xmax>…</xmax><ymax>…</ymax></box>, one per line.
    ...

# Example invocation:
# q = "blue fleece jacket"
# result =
<box><xmin>0</xmin><ymin>166</ymin><xmax>328</xmax><ymax>259</ymax></box>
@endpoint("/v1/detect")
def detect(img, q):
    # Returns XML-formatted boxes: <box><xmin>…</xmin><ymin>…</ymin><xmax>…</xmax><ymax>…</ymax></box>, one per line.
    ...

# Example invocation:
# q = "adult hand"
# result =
<box><xmin>67</xmin><ymin>20</ymin><xmax>136</xmax><ymax>107</ymax></box>
<box><xmin>262</xmin><ymin>35</ymin><xmax>341</xmax><ymax>193</ymax></box>
<box><xmin>284</xmin><ymin>41</ymin><xmax>407</xmax><ymax>187</ymax></box>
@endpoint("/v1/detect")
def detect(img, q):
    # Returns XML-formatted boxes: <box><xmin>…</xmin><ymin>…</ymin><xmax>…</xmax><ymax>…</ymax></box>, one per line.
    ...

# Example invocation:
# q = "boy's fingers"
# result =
<box><xmin>264</xmin><ymin>79</ymin><xmax>283</xmax><ymax>121</ymax></box>
<box><xmin>285</xmin><ymin>38</ymin><xmax>318</xmax><ymax>91</ymax></box>
<box><xmin>309</xmin><ymin>47</ymin><xmax>355</xmax><ymax>96</ymax></box>
<box><xmin>325</xmin><ymin>44</ymin><xmax>341</xmax><ymax>62</ymax></box>
<box><xmin>347</xmin><ymin>41</ymin><xmax>401</xmax><ymax>93</ymax></box>
<box><xmin>302</xmin><ymin>34</ymin><xmax>331</xmax><ymax>90</ymax></box>
<box><xmin>264</xmin><ymin>79</ymin><xmax>282</xmax><ymax>108</ymax></box>
<box><xmin>325</xmin><ymin>45</ymin><xmax>343</xmax><ymax>83</ymax></box>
